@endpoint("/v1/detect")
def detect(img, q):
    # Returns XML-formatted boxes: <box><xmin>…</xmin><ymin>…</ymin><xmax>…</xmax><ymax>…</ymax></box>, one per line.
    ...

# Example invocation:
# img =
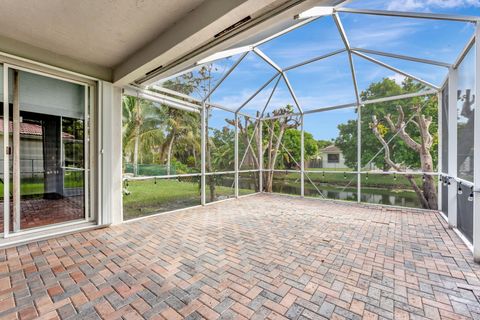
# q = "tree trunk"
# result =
<box><xmin>133</xmin><ymin>99</ymin><xmax>142</xmax><ymax>176</ymax></box>
<box><xmin>133</xmin><ymin>127</ymin><xmax>140</xmax><ymax>176</ymax></box>
<box><xmin>166</xmin><ymin>131</ymin><xmax>176</xmax><ymax>176</ymax></box>
<box><xmin>192</xmin><ymin>147</ymin><xmax>197</xmax><ymax>168</ymax></box>
<box><xmin>419</xmin><ymin>149</ymin><xmax>438</xmax><ymax>210</ymax></box>
<box><xmin>381</xmin><ymin>106</ymin><xmax>438</xmax><ymax>210</ymax></box>
<box><xmin>405</xmin><ymin>174</ymin><xmax>430</xmax><ymax>209</ymax></box>
<box><xmin>265</xmin><ymin>121</ymin><xmax>276</xmax><ymax>192</ymax></box>
<box><xmin>205</xmin><ymin>109</ymin><xmax>216</xmax><ymax>201</ymax></box>
<box><xmin>265</xmin><ymin>122</ymin><xmax>287</xmax><ymax>192</ymax></box>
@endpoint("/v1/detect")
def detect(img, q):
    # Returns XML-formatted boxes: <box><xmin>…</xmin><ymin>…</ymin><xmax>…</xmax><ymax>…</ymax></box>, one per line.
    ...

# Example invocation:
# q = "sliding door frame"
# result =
<box><xmin>1</xmin><ymin>62</ymin><xmax>93</xmax><ymax>238</ymax></box>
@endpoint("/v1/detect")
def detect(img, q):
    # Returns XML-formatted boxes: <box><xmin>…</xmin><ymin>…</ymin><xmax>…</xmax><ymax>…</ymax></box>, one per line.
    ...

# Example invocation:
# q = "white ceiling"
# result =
<box><xmin>0</xmin><ymin>0</ymin><xmax>205</xmax><ymax>68</ymax></box>
<box><xmin>0</xmin><ymin>0</ymin><xmax>346</xmax><ymax>83</ymax></box>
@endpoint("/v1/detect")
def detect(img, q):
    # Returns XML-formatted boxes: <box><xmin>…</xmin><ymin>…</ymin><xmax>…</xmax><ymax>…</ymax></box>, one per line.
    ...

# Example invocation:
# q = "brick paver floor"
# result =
<box><xmin>1</xmin><ymin>194</ymin><xmax>480</xmax><ymax>319</ymax></box>
<box><xmin>0</xmin><ymin>196</ymin><xmax>84</xmax><ymax>231</ymax></box>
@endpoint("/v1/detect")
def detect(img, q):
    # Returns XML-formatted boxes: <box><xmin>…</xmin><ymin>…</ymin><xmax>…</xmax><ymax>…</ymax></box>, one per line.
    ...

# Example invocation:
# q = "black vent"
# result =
<box><xmin>145</xmin><ymin>65</ymin><xmax>164</xmax><ymax>76</ymax></box>
<box><xmin>214</xmin><ymin>16</ymin><xmax>252</xmax><ymax>39</ymax></box>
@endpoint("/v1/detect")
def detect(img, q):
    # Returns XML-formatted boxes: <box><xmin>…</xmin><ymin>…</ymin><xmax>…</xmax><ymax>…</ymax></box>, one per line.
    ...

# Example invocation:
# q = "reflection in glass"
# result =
<box><xmin>457</xmin><ymin>48</ymin><xmax>475</xmax><ymax>182</ymax></box>
<box><xmin>0</xmin><ymin>68</ymin><xmax>89</xmax><ymax>231</ymax></box>
<box><xmin>19</xmin><ymin>112</ymin><xmax>86</xmax><ymax>230</ymax></box>
<box><xmin>457</xmin><ymin>182</ymin><xmax>473</xmax><ymax>242</ymax></box>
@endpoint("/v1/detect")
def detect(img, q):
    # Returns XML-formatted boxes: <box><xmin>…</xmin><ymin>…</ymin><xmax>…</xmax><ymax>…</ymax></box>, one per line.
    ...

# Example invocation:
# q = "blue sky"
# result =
<box><xmin>163</xmin><ymin>0</ymin><xmax>479</xmax><ymax>141</ymax></box>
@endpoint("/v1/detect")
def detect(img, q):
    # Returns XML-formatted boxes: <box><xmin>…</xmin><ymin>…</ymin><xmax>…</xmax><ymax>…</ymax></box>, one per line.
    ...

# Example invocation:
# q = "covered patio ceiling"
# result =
<box><xmin>0</xmin><ymin>0</ymin><xmax>345</xmax><ymax>84</ymax></box>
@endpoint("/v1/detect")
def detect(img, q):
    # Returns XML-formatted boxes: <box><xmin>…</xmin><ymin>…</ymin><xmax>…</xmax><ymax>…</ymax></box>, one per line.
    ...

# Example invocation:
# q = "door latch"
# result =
<box><xmin>5</xmin><ymin>146</ymin><xmax>11</xmax><ymax>155</ymax></box>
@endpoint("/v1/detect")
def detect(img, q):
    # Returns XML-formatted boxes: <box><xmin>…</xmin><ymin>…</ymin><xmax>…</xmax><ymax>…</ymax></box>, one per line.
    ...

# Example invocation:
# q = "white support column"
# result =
<box><xmin>234</xmin><ymin>113</ymin><xmax>239</xmax><ymax>198</ymax></box>
<box><xmin>259</xmin><ymin>120</ymin><xmax>263</xmax><ymax>192</ymax></box>
<box><xmin>357</xmin><ymin>104</ymin><xmax>362</xmax><ymax>203</ymax></box>
<box><xmin>201</xmin><ymin>104</ymin><xmax>206</xmax><ymax>205</ymax></box>
<box><xmin>437</xmin><ymin>91</ymin><xmax>443</xmax><ymax>212</ymax></box>
<box><xmin>473</xmin><ymin>24</ymin><xmax>480</xmax><ymax>262</ymax></box>
<box><xmin>99</xmin><ymin>82</ymin><xmax>123</xmax><ymax>225</ymax></box>
<box><xmin>300</xmin><ymin>115</ymin><xmax>305</xmax><ymax>197</ymax></box>
<box><xmin>448</xmin><ymin>67</ymin><xmax>458</xmax><ymax>228</ymax></box>
<box><xmin>111</xmin><ymin>86</ymin><xmax>123</xmax><ymax>225</ymax></box>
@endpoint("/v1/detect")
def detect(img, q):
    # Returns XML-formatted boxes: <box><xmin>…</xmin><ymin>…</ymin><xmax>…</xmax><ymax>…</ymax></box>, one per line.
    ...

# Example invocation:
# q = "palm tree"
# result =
<box><xmin>160</xmin><ymin>108</ymin><xmax>201</xmax><ymax>175</ymax></box>
<box><xmin>122</xmin><ymin>96</ymin><xmax>166</xmax><ymax>176</ymax></box>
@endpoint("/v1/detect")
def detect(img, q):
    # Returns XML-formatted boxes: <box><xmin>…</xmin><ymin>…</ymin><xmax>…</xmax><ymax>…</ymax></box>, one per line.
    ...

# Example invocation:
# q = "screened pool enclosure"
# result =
<box><xmin>122</xmin><ymin>5</ymin><xmax>480</xmax><ymax>257</ymax></box>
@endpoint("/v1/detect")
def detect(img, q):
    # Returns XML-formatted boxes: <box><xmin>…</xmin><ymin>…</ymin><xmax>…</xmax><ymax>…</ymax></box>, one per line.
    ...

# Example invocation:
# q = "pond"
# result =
<box><xmin>123</xmin><ymin>173</ymin><xmax>427</xmax><ymax>221</ymax></box>
<box><xmin>233</xmin><ymin>175</ymin><xmax>423</xmax><ymax>209</ymax></box>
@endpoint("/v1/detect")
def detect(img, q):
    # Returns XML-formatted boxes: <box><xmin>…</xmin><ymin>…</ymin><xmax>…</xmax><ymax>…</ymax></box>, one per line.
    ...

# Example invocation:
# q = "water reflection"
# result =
<box><xmin>232</xmin><ymin>177</ymin><xmax>421</xmax><ymax>208</ymax></box>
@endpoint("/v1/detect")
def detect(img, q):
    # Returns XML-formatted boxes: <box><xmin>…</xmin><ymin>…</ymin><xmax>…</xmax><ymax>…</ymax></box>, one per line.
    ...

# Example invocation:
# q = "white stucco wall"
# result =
<box><xmin>321</xmin><ymin>152</ymin><xmax>348</xmax><ymax>169</ymax></box>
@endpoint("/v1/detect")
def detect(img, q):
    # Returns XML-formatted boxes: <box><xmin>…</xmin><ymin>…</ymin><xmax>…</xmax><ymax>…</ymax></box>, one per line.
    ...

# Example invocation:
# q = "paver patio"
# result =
<box><xmin>1</xmin><ymin>194</ymin><xmax>480</xmax><ymax>319</ymax></box>
<box><xmin>0</xmin><ymin>196</ymin><xmax>84</xmax><ymax>232</ymax></box>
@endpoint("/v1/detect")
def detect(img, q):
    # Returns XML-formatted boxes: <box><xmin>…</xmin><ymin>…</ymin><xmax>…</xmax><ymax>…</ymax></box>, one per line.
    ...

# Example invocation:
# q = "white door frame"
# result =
<box><xmin>1</xmin><ymin>63</ymin><xmax>90</xmax><ymax>237</ymax></box>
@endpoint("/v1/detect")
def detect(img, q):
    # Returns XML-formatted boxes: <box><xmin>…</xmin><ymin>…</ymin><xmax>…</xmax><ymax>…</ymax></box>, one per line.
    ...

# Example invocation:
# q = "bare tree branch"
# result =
<box><xmin>385</xmin><ymin>105</ymin><xmax>421</xmax><ymax>152</ymax></box>
<box><xmin>371</xmin><ymin>115</ymin><xmax>401</xmax><ymax>171</ymax></box>
<box><xmin>371</xmin><ymin>115</ymin><xmax>430</xmax><ymax>208</ymax></box>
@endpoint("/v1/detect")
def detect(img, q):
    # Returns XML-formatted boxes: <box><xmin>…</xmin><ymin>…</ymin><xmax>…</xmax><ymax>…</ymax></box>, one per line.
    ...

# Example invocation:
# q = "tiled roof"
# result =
<box><xmin>320</xmin><ymin>144</ymin><xmax>341</xmax><ymax>153</ymax></box>
<box><xmin>0</xmin><ymin>120</ymin><xmax>75</xmax><ymax>139</ymax></box>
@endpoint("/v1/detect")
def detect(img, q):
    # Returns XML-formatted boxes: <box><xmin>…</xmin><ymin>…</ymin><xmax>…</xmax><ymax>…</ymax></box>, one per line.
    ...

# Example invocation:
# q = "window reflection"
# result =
<box><xmin>457</xmin><ymin>48</ymin><xmax>475</xmax><ymax>182</ymax></box>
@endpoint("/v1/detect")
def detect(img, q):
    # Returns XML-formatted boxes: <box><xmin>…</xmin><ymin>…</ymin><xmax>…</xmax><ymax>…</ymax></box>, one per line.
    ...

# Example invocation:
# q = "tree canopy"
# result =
<box><xmin>335</xmin><ymin>78</ymin><xmax>438</xmax><ymax>171</ymax></box>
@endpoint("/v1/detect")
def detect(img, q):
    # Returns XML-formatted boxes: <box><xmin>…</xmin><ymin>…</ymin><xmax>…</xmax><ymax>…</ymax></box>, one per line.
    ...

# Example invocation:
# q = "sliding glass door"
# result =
<box><xmin>1</xmin><ymin>64</ymin><xmax>89</xmax><ymax>235</ymax></box>
<box><xmin>0</xmin><ymin>64</ymin><xmax>8</xmax><ymax>233</ymax></box>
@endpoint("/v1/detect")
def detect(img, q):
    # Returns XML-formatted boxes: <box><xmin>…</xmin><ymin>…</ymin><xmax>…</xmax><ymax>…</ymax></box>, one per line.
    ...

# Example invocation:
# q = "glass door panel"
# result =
<box><xmin>0</xmin><ymin>64</ymin><xmax>10</xmax><ymax>234</ymax></box>
<box><xmin>3</xmin><ymin>66</ymin><xmax>88</xmax><ymax>232</ymax></box>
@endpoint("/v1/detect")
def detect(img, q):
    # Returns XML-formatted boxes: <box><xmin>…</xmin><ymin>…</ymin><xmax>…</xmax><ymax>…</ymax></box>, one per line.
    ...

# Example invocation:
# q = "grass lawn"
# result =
<box><xmin>123</xmin><ymin>178</ymin><xmax>256</xmax><ymax>220</ymax></box>
<box><xmin>306</xmin><ymin>168</ymin><xmax>355</xmax><ymax>172</ymax></box>
<box><xmin>123</xmin><ymin>172</ymin><xmax>432</xmax><ymax>220</ymax></box>
<box><xmin>0</xmin><ymin>172</ymin><xmax>84</xmax><ymax>199</ymax></box>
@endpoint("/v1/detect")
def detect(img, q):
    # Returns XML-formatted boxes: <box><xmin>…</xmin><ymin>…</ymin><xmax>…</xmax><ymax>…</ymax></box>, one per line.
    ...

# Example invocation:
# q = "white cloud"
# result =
<box><xmin>387</xmin><ymin>0</ymin><xmax>480</xmax><ymax>11</ymax></box>
<box><xmin>388</xmin><ymin>73</ymin><xmax>407</xmax><ymax>85</ymax></box>
<box><xmin>342</xmin><ymin>17</ymin><xmax>423</xmax><ymax>49</ymax></box>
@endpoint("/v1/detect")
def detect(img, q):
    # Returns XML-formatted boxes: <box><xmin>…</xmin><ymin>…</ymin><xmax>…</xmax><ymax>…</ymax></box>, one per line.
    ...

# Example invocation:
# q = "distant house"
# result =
<box><xmin>0</xmin><ymin>120</ymin><xmax>75</xmax><ymax>177</ymax></box>
<box><xmin>319</xmin><ymin>145</ymin><xmax>348</xmax><ymax>169</ymax></box>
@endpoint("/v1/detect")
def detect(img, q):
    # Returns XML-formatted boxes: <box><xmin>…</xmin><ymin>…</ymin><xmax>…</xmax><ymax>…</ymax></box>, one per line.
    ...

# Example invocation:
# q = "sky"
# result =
<box><xmin>162</xmin><ymin>0</ymin><xmax>479</xmax><ymax>141</ymax></box>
